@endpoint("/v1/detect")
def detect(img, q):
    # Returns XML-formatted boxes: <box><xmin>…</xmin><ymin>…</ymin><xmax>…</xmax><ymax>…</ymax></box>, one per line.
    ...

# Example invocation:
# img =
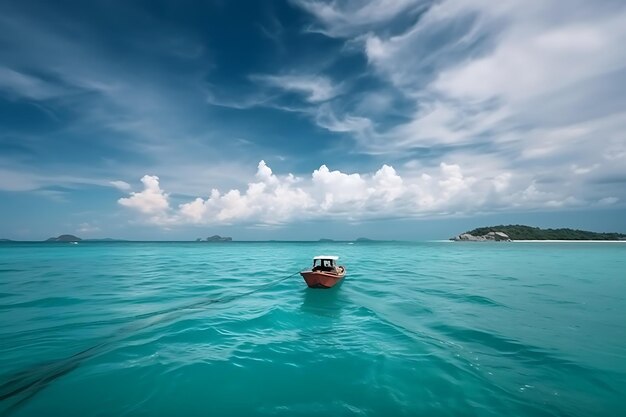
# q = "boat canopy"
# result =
<box><xmin>313</xmin><ymin>255</ymin><xmax>339</xmax><ymax>260</ymax></box>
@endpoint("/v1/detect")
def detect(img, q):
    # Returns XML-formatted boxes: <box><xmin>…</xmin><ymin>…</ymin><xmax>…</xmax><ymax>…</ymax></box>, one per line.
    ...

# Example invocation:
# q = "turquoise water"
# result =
<box><xmin>1</xmin><ymin>241</ymin><xmax>625</xmax><ymax>416</ymax></box>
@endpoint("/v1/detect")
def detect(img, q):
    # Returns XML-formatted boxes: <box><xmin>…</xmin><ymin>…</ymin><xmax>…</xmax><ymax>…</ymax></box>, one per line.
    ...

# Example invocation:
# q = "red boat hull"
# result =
<box><xmin>300</xmin><ymin>269</ymin><xmax>346</xmax><ymax>288</ymax></box>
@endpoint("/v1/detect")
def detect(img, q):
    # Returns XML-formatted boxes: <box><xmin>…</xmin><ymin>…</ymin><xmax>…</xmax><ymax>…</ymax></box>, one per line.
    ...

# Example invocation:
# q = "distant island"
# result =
<box><xmin>451</xmin><ymin>225</ymin><xmax>626</xmax><ymax>241</ymax></box>
<box><xmin>196</xmin><ymin>235</ymin><xmax>232</xmax><ymax>242</ymax></box>
<box><xmin>355</xmin><ymin>237</ymin><xmax>374</xmax><ymax>242</ymax></box>
<box><xmin>46</xmin><ymin>234</ymin><xmax>82</xmax><ymax>242</ymax></box>
<box><xmin>46</xmin><ymin>235</ymin><xmax>125</xmax><ymax>242</ymax></box>
<box><xmin>2</xmin><ymin>236</ymin><xmax>125</xmax><ymax>242</ymax></box>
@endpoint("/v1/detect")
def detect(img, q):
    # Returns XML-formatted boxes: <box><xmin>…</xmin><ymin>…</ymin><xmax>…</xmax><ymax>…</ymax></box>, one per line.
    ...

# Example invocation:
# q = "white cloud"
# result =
<box><xmin>177</xmin><ymin>161</ymin><xmax>313</xmax><ymax>225</ymax></box>
<box><xmin>372</xmin><ymin>164</ymin><xmax>404</xmax><ymax>202</ymax></box>
<box><xmin>0</xmin><ymin>6</ymin><xmax>230</xmax><ymax>186</ymax></box>
<box><xmin>118</xmin><ymin>160</ymin><xmax>604</xmax><ymax>227</ymax></box>
<box><xmin>571</xmin><ymin>164</ymin><xmax>599</xmax><ymax>176</ymax></box>
<box><xmin>0</xmin><ymin>168</ymin><xmax>42</xmax><ymax>191</ymax></box>
<box><xmin>432</xmin><ymin>14</ymin><xmax>626</xmax><ymax>105</ymax></box>
<box><xmin>118</xmin><ymin>175</ymin><xmax>170</xmax><ymax>219</ymax></box>
<box><xmin>288</xmin><ymin>0</ymin><xmax>626</xmax><ymax>218</ymax></box>
<box><xmin>314</xmin><ymin>103</ymin><xmax>373</xmax><ymax>134</ymax></box>
<box><xmin>311</xmin><ymin>165</ymin><xmax>369</xmax><ymax>212</ymax></box>
<box><xmin>110</xmin><ymin>180</ymin><xmax>131</xmax><ymax>191</ymax></box>
<box><xmin>0</xmin><ymin>66</ymin><xmax>69</xmax><ymax>100</ymax></box>
<box><xmin>599</xmin><ymin>197</ymin><xmax>618</xmax><ymax>206</ymax></box>
<box><xmin>352</xmin><ymin>0</ymin><xmax>626</xmax><ymax>153</ymax></box>
<box><xmin>251</xmin><ymin>74</ymin><xmax>341</xmax><ymax>103</ymax></box>
<box><xmin>293</xmin><ymin>0</ymin><xmax>427</xmax><ymax>37</ymax></box>
<box><xmin>0</xmin><ymin>163</ymin><xmax>134</xmax><ymax>192</ymax></box>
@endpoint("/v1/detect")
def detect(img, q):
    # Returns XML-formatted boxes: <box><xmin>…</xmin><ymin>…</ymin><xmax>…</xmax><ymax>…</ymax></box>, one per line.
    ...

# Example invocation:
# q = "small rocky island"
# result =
<box><xmin>452</xmin><ymin>231</ymin><xmax>511</xmax><ymax>242</ymax></box>
<box><xmin>451</xmin><ymin>225</ymin><xmax>626</xmax><ymax>241</ymax></box>
<box><xmin>196</xmin><ymin>235</ymin><xmax>232</xmax><ymax>242</ymax></box>
<box><xmin>46</xmin><ymin>234</ymin><xmax>82</xmax><ymax>242</ymax></box>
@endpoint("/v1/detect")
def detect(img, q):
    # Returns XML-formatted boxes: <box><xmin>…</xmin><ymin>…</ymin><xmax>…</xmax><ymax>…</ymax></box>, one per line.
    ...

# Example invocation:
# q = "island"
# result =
<box><xmin>0</xmin><ymin>238</ymin><xmax>13</xmax><ymax>242</ymax></box>
<box><xmin>196</xmin><ymin>235</ymin><xmax>232</xmax><ymax>242</ymax></box>
<box><xmin>451</xmin><ymin>225</ymin><xmax>626</xmax><ymax>241</ymax></box>
<box><xmin>45</xmin><ymin>234</ymin><xmax>82</xmax><ymax>242</ymax></box>
<box><xmin>355</xmin><ymin>237</ymin><xmax>375</xmax><ymax>242</ymax></box>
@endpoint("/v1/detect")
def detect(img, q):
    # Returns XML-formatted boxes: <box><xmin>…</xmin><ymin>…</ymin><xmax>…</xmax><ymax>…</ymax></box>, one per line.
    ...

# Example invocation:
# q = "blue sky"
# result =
<box><xmin>1</xmin><ymin>0</ymin><xmax>626</xmax><ymax>240</ymax></box>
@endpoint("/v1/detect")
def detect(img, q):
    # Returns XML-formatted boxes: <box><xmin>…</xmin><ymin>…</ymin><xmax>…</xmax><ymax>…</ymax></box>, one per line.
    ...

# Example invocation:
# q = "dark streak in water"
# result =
<box><xmin>0</xmin><ymin>271</ymin><xmax>300</xmax><ymax>416</ymax></box>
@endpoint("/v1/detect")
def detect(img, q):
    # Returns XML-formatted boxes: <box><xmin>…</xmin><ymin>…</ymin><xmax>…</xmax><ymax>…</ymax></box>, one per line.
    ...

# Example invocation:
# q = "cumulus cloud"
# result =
<box><xmin>118</xmin><ymin>175</ymin><xmax>171</xmax><ymax>223</ymax></box>
<box><xmin>117</xmin><ymin>160</ymin><xmax>601</xmax><ymax>227</ymax></box>
<box><xmin>177</xmin><ymin>161</ymin><xmax>313</xmax><ymax>225</ymax></box>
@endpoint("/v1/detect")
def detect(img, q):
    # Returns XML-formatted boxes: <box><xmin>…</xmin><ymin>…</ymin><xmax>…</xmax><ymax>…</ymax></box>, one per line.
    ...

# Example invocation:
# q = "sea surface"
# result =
<box><xmin>1</xmin><ymin>241</ymin><xmax>625</xmax><ymax>416</ymax></box>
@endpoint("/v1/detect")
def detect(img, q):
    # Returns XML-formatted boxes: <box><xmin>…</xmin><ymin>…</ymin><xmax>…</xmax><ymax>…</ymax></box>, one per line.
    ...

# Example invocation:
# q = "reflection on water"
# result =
<box><xmin>299</xmin><ymin>281</ymin><xmax>346</xmax><ymax>318</ymax></box>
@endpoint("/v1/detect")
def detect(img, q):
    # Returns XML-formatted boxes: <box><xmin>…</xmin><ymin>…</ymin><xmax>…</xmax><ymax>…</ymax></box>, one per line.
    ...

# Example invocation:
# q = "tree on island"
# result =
<box><xmin>454</xmin><ymin>225</ymin><xmax>626</xmax><ymax>241</ymax></box>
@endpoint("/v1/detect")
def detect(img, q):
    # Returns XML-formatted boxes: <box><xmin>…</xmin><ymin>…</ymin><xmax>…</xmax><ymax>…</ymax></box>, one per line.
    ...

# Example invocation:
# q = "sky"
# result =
<box><xmin>1</xmin><ymin>0</ymin><xmax>626</xmax><ymax>241</ymax></box>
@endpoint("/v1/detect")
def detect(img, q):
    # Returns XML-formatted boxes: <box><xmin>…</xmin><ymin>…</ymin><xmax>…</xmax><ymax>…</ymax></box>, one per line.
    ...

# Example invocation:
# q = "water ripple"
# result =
<box><xmin>1</xmin><ymin>241</ymin><xmax>625</xmax><ymax>416</ymax></box>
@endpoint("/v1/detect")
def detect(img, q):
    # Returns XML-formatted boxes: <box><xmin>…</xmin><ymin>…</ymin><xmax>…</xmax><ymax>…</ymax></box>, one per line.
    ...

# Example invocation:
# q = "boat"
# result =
<box><xmin>300</xmin><ymin>255</ymin><xmax>346</xmax><ymax>288</ymax></box>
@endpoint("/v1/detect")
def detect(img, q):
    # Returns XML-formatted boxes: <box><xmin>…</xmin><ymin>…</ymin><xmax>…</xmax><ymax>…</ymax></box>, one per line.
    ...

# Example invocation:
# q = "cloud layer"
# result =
<box><xmin>292</xmin><ymin>0</ymin><xmax>626</xmax><ymax>156</ymax></box>
<box><xmin>2</xmin><ymin>0</ymin><xmax>625</xmax><ymax>237</ymax></box>
<box><xmin>117</xmin><ymin>160</ymin><xmax>618</xmax><ymax>226</ymax></box>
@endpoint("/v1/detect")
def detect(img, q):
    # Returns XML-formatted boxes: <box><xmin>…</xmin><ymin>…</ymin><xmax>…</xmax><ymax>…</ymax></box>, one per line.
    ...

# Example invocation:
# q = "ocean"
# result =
<box><xmin>1</xmin><ymin>241</ymin><xmax>625</xmax><ymax>416</ymax></box>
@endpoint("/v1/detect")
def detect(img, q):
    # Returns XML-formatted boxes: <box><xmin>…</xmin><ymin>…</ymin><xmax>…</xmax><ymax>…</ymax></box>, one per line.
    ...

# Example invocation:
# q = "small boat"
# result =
<box><xmin>300</xmin><ymin>255</ymin><xmax>346</xmax><ymax>289</ymax></box>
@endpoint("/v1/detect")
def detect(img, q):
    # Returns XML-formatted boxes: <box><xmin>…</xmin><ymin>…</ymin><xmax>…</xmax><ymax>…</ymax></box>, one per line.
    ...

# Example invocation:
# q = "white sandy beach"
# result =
<box><xmin>511</xmin><ymin>240</ymin><xmax>626</xmax><ymax>243</ymax></box>
<box><xmin>435</xmin><ymin>240</ymin><xmax>626</xmax><ymax>243</ymax></box>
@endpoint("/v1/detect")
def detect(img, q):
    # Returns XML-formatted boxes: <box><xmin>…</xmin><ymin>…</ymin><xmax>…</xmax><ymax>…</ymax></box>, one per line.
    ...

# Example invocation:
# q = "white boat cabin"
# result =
<box><xmin>312</xmin><ymin>255</ymin><xmax>339</xmax><ymax>272</ymax></box>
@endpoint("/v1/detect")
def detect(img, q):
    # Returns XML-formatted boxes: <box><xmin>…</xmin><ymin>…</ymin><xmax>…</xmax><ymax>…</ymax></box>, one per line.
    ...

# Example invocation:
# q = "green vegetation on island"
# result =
<box><xmin>457</xmin><ymin>225</ymin><xmax>626</xmax><ymax>241</ymax></box>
